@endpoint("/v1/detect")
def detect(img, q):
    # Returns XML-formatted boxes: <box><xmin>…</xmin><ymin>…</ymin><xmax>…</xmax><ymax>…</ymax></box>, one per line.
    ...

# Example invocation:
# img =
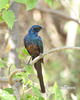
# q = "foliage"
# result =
<box><xmin>0</xmin><ymin>58</ymin><xmax>5</xmax><ymax>68</ymax></box>
<box><xmin>4</xmin><ymin>88</ymin><xmax>14</xmax><ymax>94</ymax></box>
<box><xmin>22</xmin><ymin>47</ymin><xmax>30</xmax><ymax>55</ymax></box>
<box><xmin>53</xmin><ymin>82</ymin><xmax>64</xmax><ymax>100</ymax></box>
<box><xmin>0</xmin><ymin>0</ymin><xmax>9</xmax><ymax>10</ymax></box>
<box><xmin>0</xmin><ymin>47</ymin><xmax>65</xmax><ymax>100</ymax></box>
<box><xmin>25</xmin><ymin>0</ymin><xmax>38</xmax><ymax>11</ymax></box>
<box><xmin>0</xmin><ymin>15</ymin><xmax>4</xmax><ymax>23</ymax></box>
<box><xmin>14</xmin><ymin>0</ymin><xmax>25</xmax><ymax>4</ymax></box>
<box><xmin>2</xmin><ymin>10</ymin><xmax>15</xmax><ymax>29</ymax></box>
<box><xmin>0</xmin><ymin>89</ymin><xmax>16</xmax><ymax>100</ymax></box>
<box><xmin>0</xmin><ymin>0</ymin><xmax>56</xmax><ymax>29</ymax></box>
<box><xmin>21</xmin><ymin>93</ymin><xmax>44</xmax><ymax>100</ymax></box>
<box><xmin>45</xmin><ymin>0</ymin><xmax>53</xmax><ymax>7</ymax></box>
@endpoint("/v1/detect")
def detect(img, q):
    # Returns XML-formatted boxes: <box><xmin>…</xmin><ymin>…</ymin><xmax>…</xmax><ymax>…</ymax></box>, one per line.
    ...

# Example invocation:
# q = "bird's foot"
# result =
<box><xmin>39</xmin><ymin>53</ymin><xmax>43</xmax><ymax>56</ymax></box>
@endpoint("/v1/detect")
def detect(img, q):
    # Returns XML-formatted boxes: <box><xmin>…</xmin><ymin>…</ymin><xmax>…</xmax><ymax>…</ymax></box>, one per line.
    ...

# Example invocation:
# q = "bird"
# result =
<box><xmin>24</xmin><ymin>25</ymin><xmax>45</xmax><ymax>93</ymax></box>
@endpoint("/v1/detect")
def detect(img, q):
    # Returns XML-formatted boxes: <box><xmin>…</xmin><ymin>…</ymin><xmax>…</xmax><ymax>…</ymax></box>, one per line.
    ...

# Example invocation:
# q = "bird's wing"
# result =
<box><xmin>36</xmin><ymin>37</ymin><xmax>43</xmax><ymax>53</ymax></box>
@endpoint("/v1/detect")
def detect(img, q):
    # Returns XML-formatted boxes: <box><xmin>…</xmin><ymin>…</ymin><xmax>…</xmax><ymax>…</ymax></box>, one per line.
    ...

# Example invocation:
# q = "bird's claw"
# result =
<box><xmin>39</xmin><ymin>53</ymin><xmax>43</xmax><ymax>56</ymax></box>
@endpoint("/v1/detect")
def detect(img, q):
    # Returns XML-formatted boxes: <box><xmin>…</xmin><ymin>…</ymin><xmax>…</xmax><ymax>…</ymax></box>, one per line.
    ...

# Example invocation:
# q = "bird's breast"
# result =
<box><xmin>25</xmin><ymin>43</ymin><xmax>40</xmax><ymax>57</ymax></box>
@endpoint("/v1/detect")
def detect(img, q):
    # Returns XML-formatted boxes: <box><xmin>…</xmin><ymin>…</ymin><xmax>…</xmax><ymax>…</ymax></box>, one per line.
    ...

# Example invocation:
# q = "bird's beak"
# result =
<box><xmin>41</xmin><ymin>26</ymin><xmax>45</xmax><ymax>30</ymax></box>
<box><xmin>41</xmin><ymin>26</ymin><xmax>45</xmax><ymax>31</ymax></box>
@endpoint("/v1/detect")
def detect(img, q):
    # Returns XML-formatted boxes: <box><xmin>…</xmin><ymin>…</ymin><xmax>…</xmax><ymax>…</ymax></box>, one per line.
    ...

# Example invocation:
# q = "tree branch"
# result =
<box><xmin>36</xmin><ymin>6</ymin><xmax>80</xmax><ymax>25</ymax></box>
<box><xmin>0</xmin><ymin>77</ymin><xmax>22</xmax><ymax>83</ymax></box>
<box><xmin>9</xmin><ymin>68</ymin><xmax>25</xmax><ymax>85</ymax></box>
<box><xmin>8</xmin><ymin>46</ymin><xmax>80</xmax><ymax>85</ymax></box>
<box><xmin>31</xmin><ymin>46</ymin><xmax>80</xmax><ymax>65</ymax></box>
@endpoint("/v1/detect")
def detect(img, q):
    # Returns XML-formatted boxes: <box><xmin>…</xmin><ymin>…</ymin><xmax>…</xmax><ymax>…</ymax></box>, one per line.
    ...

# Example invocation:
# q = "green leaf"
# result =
<box><xmin>0</xmin><ymin>58</ymin><xmax>5</xmax><ymax>68</ymax></box>
<box><xmin>26</xmin><ymin>0</ymin><xmax>38</xmax><ymax>11</ymax></box>
<box><xmin>4</xmin><ymin>88</ymin><xmax>14</xmax><ymax>94</ymax></box>
<box><xmin>0</xmin><ymin>0</ymin><xmax>9</xmax><ymax>10</ymax></box>
<box><xmin>18</xmin><ymin>53</ymin><xmax>24</xmax><ymax>60</ymax></box>
<box><xmin>21</xmin><ymin>94</ymin><xmax>37</xmax><ymax>100</ymax></box>
<box><xmin>0</xmin><ymin>16</ymin><xmax>4</xmax><ymax>23</ymax></box>
<box><xmin>0</xmin><ymin>89</ymin><xmax>16</xmax><ymax>100</ymax></box>
<box><xmin>22</xmin><ymin>47</ymin><xmax>30</xmax><ymax>55</ymax></box>
<box><xmin>32</xmin><ymin>86</ymin><xmax>41</xmax><ymax>97</ymax></box>
<box><xmin>2</xmin><ymin>10</ymin><xmax>15</xmax><ymax>29</ymax></box>
<box><xmin>15</xmin><ymin>0</ymin><xmax>38</xmax><ymax>11</ymax></box>
<box><xmin>45</xmin><ymin>0</ymin><xmax>53</xmax><ymax>7</ymax></box>
<box><xmin>10</xmin><ymin>64</ymin><xmax>16</xmax><ymax>73</ymax></box>
<box><xmin>38</xmin><ymin>96</ymin><xmax>44</xmax><ymax>100</ymax></box>
<box><xmin>5</xmin><ymin>4</ymin><xmax>10</xmax><ymax>10</ymax></box>
<box><xmin>25</xmin><ymin>65</ymin><xmax>34</xmax><ymax>74</ymax></box>
<box><xmin>53</xmin><ymin>82</ymin><xmax>64</xmax><ymax>100</ymax></box>
<box><xmin>14</xmin><ymin>0</ymin><xmax>25</xmax><ymax>4</ymax></box>
<box><xmin>14</xmin><ymin>72</ymin><xmax>23</xmax><ymax>79</ymax></box>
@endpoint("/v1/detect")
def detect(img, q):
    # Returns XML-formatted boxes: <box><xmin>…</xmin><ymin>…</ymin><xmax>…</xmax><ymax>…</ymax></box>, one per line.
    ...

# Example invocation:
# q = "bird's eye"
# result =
<box><xmin>34</xmin><ymin>28</ymin><xmax>39</xmax><ymax>32</ymax></box>
<box><xmin>34</xmin><ymin>27</ymin><xmax>42</xmax><ymax>32</ymax></box>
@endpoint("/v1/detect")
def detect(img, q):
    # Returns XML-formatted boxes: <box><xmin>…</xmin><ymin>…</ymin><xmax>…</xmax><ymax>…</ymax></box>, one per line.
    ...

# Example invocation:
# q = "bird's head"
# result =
<box><xmin>29</xmin><ymin>25</ymin><xmax>43</xmax><ymax>35</ymax></box>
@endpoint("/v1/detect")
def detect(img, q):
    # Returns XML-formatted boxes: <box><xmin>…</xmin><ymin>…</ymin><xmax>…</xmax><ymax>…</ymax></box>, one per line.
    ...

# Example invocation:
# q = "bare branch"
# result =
<box><xmin>36</xmin><ymin>6</ymin><xmax>80</xmax><ymax>25</ymax></box>
<box><xmin>9</xmin><ymin>68</ymin><xmax>25</xmax><ymax>85</ymax></box>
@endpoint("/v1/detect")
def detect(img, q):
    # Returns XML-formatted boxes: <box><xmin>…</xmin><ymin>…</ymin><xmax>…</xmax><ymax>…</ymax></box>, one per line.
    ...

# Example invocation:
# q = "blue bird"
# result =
<box><xmin>24</xmin><ymin>25</ymin><xmax>45</xmax><ymax>93</ymax></box>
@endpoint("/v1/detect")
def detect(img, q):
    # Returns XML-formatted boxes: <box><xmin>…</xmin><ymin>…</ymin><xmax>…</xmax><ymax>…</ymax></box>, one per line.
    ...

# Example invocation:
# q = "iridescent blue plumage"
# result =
<box><xmin>24</xmin><ymin>25</ymin><xmax>45</xmax><ymax>93</ymax></box>
<box><xmin>24</xmin><ymin>25</ymin><xmax>43</xmax><ymax>57</ymax></box>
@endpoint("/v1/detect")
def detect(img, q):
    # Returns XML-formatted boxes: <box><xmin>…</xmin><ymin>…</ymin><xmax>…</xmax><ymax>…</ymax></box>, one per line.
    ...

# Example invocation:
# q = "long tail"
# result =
<box><xmin>34</xmin><ymin>59</ymin><xmax>45</xmax><ymax>93</ymax></box>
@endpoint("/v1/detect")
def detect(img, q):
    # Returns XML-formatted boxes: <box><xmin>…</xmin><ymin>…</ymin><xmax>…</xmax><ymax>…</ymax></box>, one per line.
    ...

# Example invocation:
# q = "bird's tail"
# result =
<box><xmin>34</xmin><ymin>59</ymin><xmax>45</xmax><ymax>93</ymax></box>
